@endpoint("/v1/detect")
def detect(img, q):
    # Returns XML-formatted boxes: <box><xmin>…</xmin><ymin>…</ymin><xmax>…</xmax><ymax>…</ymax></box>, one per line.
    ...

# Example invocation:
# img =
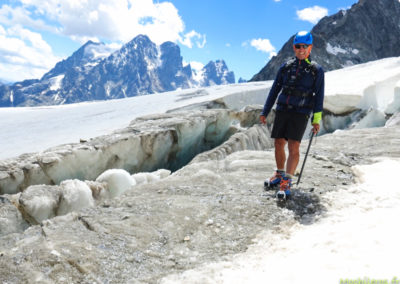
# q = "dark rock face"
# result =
<box><xmin>0</xmin><ymin>35</ymin><xmax>235</xmax><ymax>107</ymax></box>
<box><xmin>251</xmin><ymin>0</ymin><xmax>400</xmax><ymax>81</ymax></box>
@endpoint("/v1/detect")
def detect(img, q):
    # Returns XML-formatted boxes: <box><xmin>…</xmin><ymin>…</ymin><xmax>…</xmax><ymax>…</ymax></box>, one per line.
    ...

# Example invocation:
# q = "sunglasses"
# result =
<box><xmin>294</xmin><ymin>44</ymin><xmax>309</xmax><ymax>49</ymax></box>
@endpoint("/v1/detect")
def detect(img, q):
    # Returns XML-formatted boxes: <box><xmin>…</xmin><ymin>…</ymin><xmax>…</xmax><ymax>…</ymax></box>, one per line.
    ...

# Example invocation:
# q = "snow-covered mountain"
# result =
<box><xmin>199</xmin><ymin>60</ymin><xmax>235</xmax><ymax>86</ymax></box>
<box><xmin>0</xmin><ymin>35</ymin><xmax>235</xmax><ymax>107</ymax></box>
<box><xmin>41</xmin><ymin>40</ymin><xmax>113</xmax><ymax>81</ymax></box>
<box><xmin>252</xmin><ymin>0</ymin><xmax>400</xmax><ymax>80</ymax></box>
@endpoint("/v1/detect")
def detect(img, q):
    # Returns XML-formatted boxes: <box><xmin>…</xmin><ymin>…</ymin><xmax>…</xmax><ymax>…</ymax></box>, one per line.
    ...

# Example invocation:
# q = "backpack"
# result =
<box><xmin>282</xmin><ymin>57</ymin><xmax>318</xmax><ymax>80</ymax></box>
<box><xmin>281</xmin><ymin>58</ymin><xmax>319</xmax><ymax>98</ymax></box>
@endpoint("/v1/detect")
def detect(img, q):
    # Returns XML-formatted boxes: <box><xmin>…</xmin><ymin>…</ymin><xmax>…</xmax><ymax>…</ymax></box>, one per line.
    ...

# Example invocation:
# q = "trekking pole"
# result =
<box><xmin>296</xmin><ymin>130</ymin><xmax>315</xmax><ymax>186</ymax></box>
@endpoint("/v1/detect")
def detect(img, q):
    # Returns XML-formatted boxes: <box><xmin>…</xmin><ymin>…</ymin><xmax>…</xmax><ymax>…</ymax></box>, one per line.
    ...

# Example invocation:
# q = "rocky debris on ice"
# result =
<box><xmin>1</xmin><ymin>125</ymin><xmax>399</xmax><ymax>283</ymax></box>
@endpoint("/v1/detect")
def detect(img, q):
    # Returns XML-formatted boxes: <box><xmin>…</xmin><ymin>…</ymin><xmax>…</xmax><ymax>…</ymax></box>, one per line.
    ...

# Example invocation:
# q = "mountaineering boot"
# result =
<box><xmin>276</xmin><ymin>176</ymin><xmax>292</xmax><ymax>200</ymax></box>
<box><xmin>264</xmin><ymin>170</ymin><xmax>285</xmax><ymax>189</ymax></box>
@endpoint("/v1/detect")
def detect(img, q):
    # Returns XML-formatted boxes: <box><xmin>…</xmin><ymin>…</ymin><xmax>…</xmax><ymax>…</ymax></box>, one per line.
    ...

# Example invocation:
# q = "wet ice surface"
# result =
<box><xmin>1</xmin><ymin>125</ymin><xmax>399</xmax><ymax>283</ymax></box>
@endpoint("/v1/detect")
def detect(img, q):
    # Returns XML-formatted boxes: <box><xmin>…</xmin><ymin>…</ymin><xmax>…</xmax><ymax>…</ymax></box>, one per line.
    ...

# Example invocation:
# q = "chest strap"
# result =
<box><xmin>282</xmin><ymin>86</ymin><xmax>313</xmax><ymax>97</ymax></box>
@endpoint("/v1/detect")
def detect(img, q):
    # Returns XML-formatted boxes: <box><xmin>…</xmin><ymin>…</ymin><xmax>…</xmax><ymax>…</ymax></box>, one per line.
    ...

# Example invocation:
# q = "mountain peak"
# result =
<box><xmin>81</xmin><ymin>40</ymin><xmax>101</xmax><ymax>48</ymax></box>
<box><xmin>201</xmin><ymin>60</ymin><xmax>235</xmax><ymax>86</ymax></box>
<box><xmin>251</xmin><ymin>0</ymin><xmax>400</xmax><ymax>80</ymax></box>
<box><xmin>0</xmin><ymin>35</ymin><xmax>235</xmax><ymax>107</ymax></box>
<box><xmin>125</xmin><ymin>34</ymin><xmax>153</xmax><ymax>48</ymax></box>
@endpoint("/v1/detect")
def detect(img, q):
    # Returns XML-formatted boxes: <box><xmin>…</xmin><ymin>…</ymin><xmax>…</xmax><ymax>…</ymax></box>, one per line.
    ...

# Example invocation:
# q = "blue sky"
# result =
<box><xmin>0</xmin><ymin>0</ymin><xmax>358</xmax><ymax>83</ymax></box>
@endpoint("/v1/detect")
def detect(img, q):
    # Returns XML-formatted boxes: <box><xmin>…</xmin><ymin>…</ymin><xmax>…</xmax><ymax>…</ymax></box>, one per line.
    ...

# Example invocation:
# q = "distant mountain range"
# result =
<box><xmin>0</xmin><ymin>35</ymin><xmax>235</xmax><ymax>107</ymax></box>
<box><xmin>252</xmin><ymin>0</ymin><xmax>400</xmax><ymax>80</ymax></box>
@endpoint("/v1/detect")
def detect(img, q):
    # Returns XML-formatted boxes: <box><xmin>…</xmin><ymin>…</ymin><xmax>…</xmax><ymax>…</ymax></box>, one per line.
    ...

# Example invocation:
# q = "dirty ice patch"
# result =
<box><xmin>161</xmin><ymin>159</ymin><xmax>400</xmax><ymax>284</ymax></box>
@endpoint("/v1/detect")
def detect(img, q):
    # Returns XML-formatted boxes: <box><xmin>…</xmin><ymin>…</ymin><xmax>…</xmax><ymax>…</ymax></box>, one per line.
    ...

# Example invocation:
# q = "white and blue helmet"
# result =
<box><xmin>293</xmin><ymin>31</ymin><xmax>313</xmax><ymax>45</ymax></box>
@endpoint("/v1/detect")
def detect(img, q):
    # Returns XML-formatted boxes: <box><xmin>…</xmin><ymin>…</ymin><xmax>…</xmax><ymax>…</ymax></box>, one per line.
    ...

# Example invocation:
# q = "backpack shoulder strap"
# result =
<box><xmin>305</xmin><ymin>59</ymin><xmax>320</xmax><ymax>79</ymax></box>
<box><xmin>283</xmin><ymin>58</ymin><xmax>296</xmax><ymax>71</ymax></box>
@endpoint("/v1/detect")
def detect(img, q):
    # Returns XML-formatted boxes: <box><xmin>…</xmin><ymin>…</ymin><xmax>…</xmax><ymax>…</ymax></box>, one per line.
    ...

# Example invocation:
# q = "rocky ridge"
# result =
<box><xmin>252</xmin><ymin>0</ymin><xmax>400</xmax><ymax>80</ymax></box>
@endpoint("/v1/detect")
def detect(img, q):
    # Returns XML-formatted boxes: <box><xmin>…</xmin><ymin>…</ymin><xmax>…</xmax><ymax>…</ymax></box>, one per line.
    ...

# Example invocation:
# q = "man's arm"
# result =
<box><xmin>260</xmin><ymin>65</ymin><xmax>284</xmax><ymax>124</ymax></box>
<box><xmin>311</xmin><ymin>67</ymin><xmax>325</xmax><ymax>132</ymax></box>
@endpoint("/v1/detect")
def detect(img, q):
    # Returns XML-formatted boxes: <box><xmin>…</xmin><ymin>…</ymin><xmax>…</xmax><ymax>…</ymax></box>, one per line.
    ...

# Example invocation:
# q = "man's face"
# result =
<box><xmin>293</xmin><ymin>44</ymin><xmax>313</xmax><ymax>60</ymax></box>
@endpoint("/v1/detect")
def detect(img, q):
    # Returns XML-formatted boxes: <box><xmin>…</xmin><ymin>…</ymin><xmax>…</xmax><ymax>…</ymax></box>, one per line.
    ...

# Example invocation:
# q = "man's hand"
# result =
<box><xmin>312</xmin><ymin>123</ymin><xmax>320</xmax><ymax>134</ymax></box>
<box><xmin>260</xmin><ymin>115</ymin><xmax>267</xmax><ymax>125</ymax></box>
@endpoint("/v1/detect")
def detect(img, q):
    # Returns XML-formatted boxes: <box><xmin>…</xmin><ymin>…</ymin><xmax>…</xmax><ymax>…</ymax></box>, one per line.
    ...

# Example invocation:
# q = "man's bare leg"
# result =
<box><xmin>286</xmin><ymin>139</ymin><xmax>301</xmax><ymax>176</ymax></box>
<box><xmin>274</xmin><ymin>138</ymin><xmax>287</xmax><ymax>171</ymax></box>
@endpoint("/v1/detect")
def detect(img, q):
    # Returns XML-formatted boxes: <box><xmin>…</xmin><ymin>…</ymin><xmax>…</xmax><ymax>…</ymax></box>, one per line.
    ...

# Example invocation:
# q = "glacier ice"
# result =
<box><xmin>1</xmin><ymin>125</ymin><xmax>398</xmax><ymax>283</ymax></box>
<box><xmin>0</xmin><ymin>107</ymin><xmax>271</xmax><ymax>228</ymax></box>
<box><xmin>385</xmin><ymin>112</ymin><xmax>400</xmax><ymax>127</ymax></box>
<box><xmin>322</xmin><ymin>108</ymin><xmax>387</xmax><ymax>133</ymax></box>
<box><xmin>0</xmin><ymin>195</ymin><xmax>29</xmax><ymax>235</ymax></box>
<box><xmin>358</xmin><ymin>74</ymin><xmax>400</xmax><ymax>112</ymax></box>
<box><xmin>0</xmin><ymin>115</ymin><xmax>272</xmax><ymax>230</ymax></box>
<box><xmin>57</xmin><ymin>179</ymin><xmax>95</xmax><ymax>216</ymax></box>
<box><xmin>96</xmin><ymin>169</ymin><xmax>136</xmax><ymax>199</ymax></box>
<box><xmin>1</xmin><ymin>168</ymin><xmax>171</xmax><ymax>230</ymax></box>
<box><xmin>19</xmin><ymin>185</ymin><xmax>61</xmax><ymax>224</ymax></box>
<box><xmin>1</xmin><ymin>57</ymin><xmax>400</xmax><ymax>283</ymax></box>
<box><xmin>351</xmin><ymin>108</ymin><xmax>386</xmax><ymax>129</ymax></box>
<box><xmin>385</xmin><ymin>82</ymin><xmax>400</xmax><ymax>114</ymax></box>
<box><xmin>0</xmin><ymin>107</ymin><xmax>263</xmax><ymax>195</ymax></box>
<box><xmin>132</xmin><ymin>169</ymin><xmax>171</xmax><ymax>185</ymax></box>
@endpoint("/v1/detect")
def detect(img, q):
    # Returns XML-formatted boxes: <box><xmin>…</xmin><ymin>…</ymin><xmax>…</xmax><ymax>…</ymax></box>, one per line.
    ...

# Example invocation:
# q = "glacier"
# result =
<box><xmin>1</xmin><ymin>57</ymin><xmax>400</xmax><ymax>283</ymax></box>
<box><xmin>1</xmin><ymin>125</ymin><xmax>399</xmax><ymax>283</ymax></box>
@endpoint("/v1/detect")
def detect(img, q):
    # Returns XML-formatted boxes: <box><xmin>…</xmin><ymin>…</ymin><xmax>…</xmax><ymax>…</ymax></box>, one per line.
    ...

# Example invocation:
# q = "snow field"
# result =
<box><xmin>0</xmin><ymin>82</ymin><xmax>270</xmax><ymax>160</ymax></box>
<box><xmin>161</xmin><ymin>158</ymin><xmax>400</xmax><ymax>284</ymax></box>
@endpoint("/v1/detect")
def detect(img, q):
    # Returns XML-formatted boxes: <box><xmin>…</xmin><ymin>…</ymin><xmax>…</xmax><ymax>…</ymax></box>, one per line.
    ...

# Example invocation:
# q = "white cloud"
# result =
<box><xmin>180</xmin><ymin>30</ymin><xmax>206</xmax><ymax>48</ymax></box>
<box><xmin>0</xmin><ymin>0</ymin><xmax>206</xmax><ymax>81</ymax></box>
<box><xmin>187</xmin><ymin>61</ymin><xmax>204</xmax><ymax>72</ymax></box>
<box><xmin>250</xmin><ymin>38</ymin><xmax>276</xmax><ymax>54</ymax></box>
<box><xmin>0</xmin><ymin>4</ymin><xmax>59</xmax><ymax>33</ymax></box>
<box><xmin>0</xmin><ymin>24</ymin><xmax>60</xmax><ymax>82</ymax></box>
<box><xmin>2</xmin><ymin>0</ymin><xmax>205</xmax><ymax>48</ymax></box>
<box><xmin>296</xmin><ymin>6</ymin><xmax>328</xmax><ymax>24</ymax></box>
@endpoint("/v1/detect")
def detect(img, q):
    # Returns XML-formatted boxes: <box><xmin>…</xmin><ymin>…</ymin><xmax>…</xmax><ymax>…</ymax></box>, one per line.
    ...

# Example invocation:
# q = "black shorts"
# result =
<box><xmin>271</xmin><ymin>110</ymin><xmax>309</xmax><ymax>141</ymax></box>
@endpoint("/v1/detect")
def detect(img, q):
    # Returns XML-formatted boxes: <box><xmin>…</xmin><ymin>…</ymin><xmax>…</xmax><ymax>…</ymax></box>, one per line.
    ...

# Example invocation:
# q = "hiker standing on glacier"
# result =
<box><xmin>260</xmin><ymin>31</ymin><xmax>325</xmax><ymax>200</ymax></box>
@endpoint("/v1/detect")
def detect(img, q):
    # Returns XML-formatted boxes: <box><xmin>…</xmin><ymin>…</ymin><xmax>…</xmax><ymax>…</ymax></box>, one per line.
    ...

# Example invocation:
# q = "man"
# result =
<box><xmin>260</xmin><ymin>31</ymin><xmax>324</xmax><ymax>200</ymax></box>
